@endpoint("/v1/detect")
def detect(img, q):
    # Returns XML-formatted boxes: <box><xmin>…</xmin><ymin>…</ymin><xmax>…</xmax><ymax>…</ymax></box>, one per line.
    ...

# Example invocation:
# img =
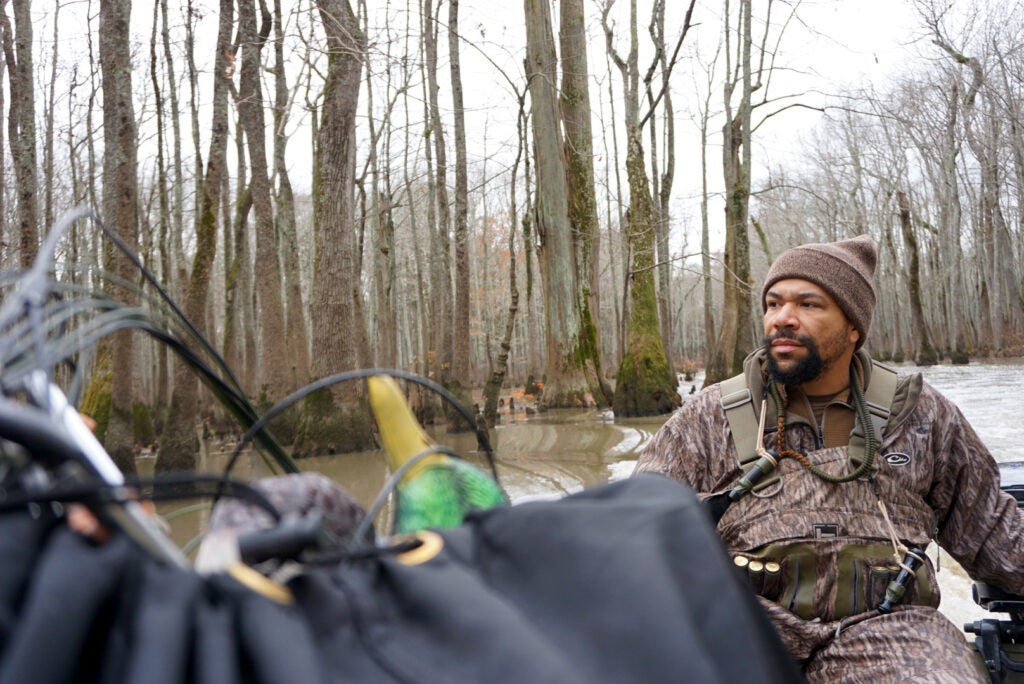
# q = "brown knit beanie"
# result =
<box><xmin>761</xmin><ymin>235</ymin><xmax>877</xmax><ymax>348</ymax></box>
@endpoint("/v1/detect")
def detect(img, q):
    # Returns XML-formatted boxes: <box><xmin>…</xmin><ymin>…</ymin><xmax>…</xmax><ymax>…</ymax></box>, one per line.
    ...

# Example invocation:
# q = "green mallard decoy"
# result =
<box><xmin>367</xmin><ymin>375</ymin><xmax>508</xmax><ymax>535</ymax></box>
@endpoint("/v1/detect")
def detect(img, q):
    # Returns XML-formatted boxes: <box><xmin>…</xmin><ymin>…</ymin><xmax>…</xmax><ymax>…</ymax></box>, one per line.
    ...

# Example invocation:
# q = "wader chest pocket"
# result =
<box><xmin>737</xmin><ymin>544</ymin><xmax>938</xmax><ymax>621</ymax></box>
<box><xmin>844</xmin><ymin>556</ymin><xmax>937</xmax><ymax>617</ymax></box>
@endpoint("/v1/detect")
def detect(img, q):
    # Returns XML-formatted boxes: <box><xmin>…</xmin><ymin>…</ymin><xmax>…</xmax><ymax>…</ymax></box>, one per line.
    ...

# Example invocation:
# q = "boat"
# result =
<box><xmin>966</xmin><ymin>464</ymin><xmax>1024</xmax><ymax>683</ymax></box>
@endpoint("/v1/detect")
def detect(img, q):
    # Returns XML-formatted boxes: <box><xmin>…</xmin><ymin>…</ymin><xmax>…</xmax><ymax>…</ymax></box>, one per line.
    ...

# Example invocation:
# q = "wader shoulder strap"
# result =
<box><xmin>864</xmin><ymin>360</ymin><xmax>899</xmax><ymax>437</ymax></box>
<box><xmin>719</xmin><ymin>374</ymin><xmax>779</xmax><ymax>493</ymax></box>
<box><xmin>720</xmin><ymin>374</ymin><xmax>758</xmax><ymax>465</ymax></box>
<box><xmin>849</xmin><ymin>360</ymin><xmax>899</xmax><ymax>468</ymax></box>
<box><xmin>709</xmin><ymin>373</ymin><xmax>773</xmax><ymax>526</ymax></box>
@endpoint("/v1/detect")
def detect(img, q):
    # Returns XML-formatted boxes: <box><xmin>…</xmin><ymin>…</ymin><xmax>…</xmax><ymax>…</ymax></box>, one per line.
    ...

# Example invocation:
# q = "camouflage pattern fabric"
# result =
<box><xmin>761</xmin><ymin>600</ymin><xmax>986</xmax><ymax>682</ymax></box>
<box><xmin>205</xmin><ymin>471</ymin><xmax>371</xmax><ymax>547</ymax></box>
<box><xmin>635</xmin><ymin>348</ymin><xmax>1024</xmax><ymax>682</ymax></box>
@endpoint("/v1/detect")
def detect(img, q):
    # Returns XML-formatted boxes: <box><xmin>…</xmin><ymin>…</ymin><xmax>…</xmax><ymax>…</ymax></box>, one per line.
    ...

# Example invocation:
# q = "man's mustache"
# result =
<box><xmin>764</xmin><ymin>330</ymin><xmax>811</xmax><ymax>345</ymax></box>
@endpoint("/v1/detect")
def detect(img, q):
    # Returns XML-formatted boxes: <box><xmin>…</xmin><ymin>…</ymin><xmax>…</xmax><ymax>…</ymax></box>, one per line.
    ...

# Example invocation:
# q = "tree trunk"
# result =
<box><xmin>42</xmin><ymin>2</ymin><xmax>58</xmax><ymax>233</ymax></box>
<box><xmin>237</xmin><ymin>0</ymin><xmax>289</xmax><ymax>405</ymax></box>
<box><xmin>699</xmin><ymin>68</ymin><xmax>717</xmax><ymax>385</ymax></box>
<box><xmin>649</xmin><ymin>2</ymin><xmax>676</xmax><ymax>368</ymax></box>
<box><xmin>185</xmin><ymin>0</ymin><xmax>204</xmax><ymax>220</ymax></box>
<box><xmin>560</xmin><ymin>0</ymin><xmax>613</xmax><ymax>407</ymax></box>
<box><xmin>150</xmin><ymin>0</ymin><xmax>171</xmax><ymax>411</ymax></box>
<box><xmin>422</xmin><ymin>0</ymin><xmax>453</xmax><ymax>386</ymax></box>
<box><xmin>0</xmin><ymin>33</ymin><xmax>6</xmax><ymax>259</ymax></box>
<box><xmin>273</xmin><ymin>0</ymin><xmax>310</xmax><ymax>392</ymax></box>
<box><xmin>295</xmin><ymin>0</ymin><xmax>373</xmax><ymax>455</ymax></box>
<box><xmin>897</xmin><ymin>191</ymin><xmax>939</xmax><ymax>366</ymax></box>
<box><xmin>449</xmin><ymin>0</ymin><xmax>470</xmax><ymax>397</ymax></box>
<box><xmin>223</xmin><ymin>185</ymin><xmax>253</xmax><ymax>388</ymax></box>
<box><xmin>483</xmin><ymin>93</ymin><xmax>528</xmax><ymax>426</ymax></box>
<box><xmin>603</xmin><ymin>0</ymin><xmax>679</xmax><ymax>416</ymax></box>
<box><xmin>524</xmin><ymin>0</ymin><xmax>595</xmax><ymax>408</ymax></box>
<box><xmin>158</xmin><ymin>0</ymin><xmax>233</xmax><ymax>471</ymax></box>
<box><xmin>939</xmin><ymin>79</ymin><xmax>968</xmax><ymax>362</ymax></box>
<box><xmin>613</xmin><ymin>131</ymin><xmax>679</xmax><ymax>416</ymax></box>
<box><xmin>99</xmin><ymin>0</ymin><xmax>138</xmax><ymax>473</ymax></box>
<box><xmin>365</xmin><ymin>35</ymin><xmax>397</xmax><ymax>371</ymax></box>
<box><xmin>160</xmin><ymin>0</ymin><xmax>185</xmax><ymax>266</ymax></box>
<box><xmin>706</xmin><ymin>0</ymin><xmax>755</xmax><ymax>385</ymax></box>
<box><xmin>1</xmin><ymin>0</ymin><xmax>39</xmax><ymax>266</ymax></box>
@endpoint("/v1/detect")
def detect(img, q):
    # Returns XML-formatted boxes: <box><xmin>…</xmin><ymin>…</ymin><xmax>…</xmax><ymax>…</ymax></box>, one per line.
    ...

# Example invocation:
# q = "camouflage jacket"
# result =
<box><xmin>634</xmin><ymin>348</ymin><xmax>1024</xmax><ymax>621</ymax></box>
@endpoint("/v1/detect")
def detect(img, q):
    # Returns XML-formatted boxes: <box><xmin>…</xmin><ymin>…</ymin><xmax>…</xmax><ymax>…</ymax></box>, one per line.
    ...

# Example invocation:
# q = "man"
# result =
<box><xmin>635</xmin><ymin>235</ymin><xmax>1024</xmax><ymax>682</ymax></box>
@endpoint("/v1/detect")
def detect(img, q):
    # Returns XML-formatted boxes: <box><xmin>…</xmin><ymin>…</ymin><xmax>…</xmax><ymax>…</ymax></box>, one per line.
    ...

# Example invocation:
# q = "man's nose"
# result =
<box><xmin>769</xmin><ymin>302</ymin><xmax>799</xmax><ymax>329</ymax></box>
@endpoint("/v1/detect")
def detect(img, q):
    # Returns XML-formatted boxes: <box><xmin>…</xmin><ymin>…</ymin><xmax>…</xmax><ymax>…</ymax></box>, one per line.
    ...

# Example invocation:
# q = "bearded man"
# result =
<box><xmin>635</xmin><ymin>235</ymin><xmax>1024</xmax><ymax>682</ymax></box>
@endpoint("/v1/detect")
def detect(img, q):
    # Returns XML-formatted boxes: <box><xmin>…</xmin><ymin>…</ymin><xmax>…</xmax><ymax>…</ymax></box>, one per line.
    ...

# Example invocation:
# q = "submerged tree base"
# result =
<box><xmin>442</xmin><ymin>379</ymin><xmax>477</xmax><ymax>433</ymax></box>
<box><xmin>949</xmin><ymin>348</ymin><xmax>970</xmax><ymax>365</ymax></box>
<box><xmin>543</xmin><ymin>380</ymin><xmax>595</xmax><ymax>409</ymax></box>
<box><xmin>293</xmin><ymin>387</ymin><xmax>376</xmax><ymax>457</ymax></box>
<box><xmin>158</xmin><ymin>403</ymin><xmax>199</xmax><ymax>472</ymax></box>
<box><xmin>915</xmin><ymin>345</ymin><xmax>940</xmax><ymax>366</ymax></box>
<box><xmin>614</xmin><ymin>332</ymin><xmax>680</xmax><ymax>418</ymax></box>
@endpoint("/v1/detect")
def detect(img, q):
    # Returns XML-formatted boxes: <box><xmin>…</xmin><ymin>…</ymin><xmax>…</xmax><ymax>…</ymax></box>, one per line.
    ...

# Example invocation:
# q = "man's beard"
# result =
<box><xmin>763</xmin><ymin>331</ymin><xmax>824</xmax><ymax>386</ymax></box>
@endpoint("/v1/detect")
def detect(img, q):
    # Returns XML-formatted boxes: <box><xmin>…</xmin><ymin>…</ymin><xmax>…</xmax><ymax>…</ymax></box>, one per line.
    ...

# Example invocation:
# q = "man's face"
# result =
<box><xmin>762</xmin><ymin>278</ymin><xmax>859</xmax><ymax>387</ymax></box>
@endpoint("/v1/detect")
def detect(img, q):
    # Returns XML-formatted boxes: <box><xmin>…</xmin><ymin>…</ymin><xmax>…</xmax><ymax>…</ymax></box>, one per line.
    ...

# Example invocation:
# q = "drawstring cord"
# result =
<box><xmin>873</xmin><ymin>482</ymin><xmax>925</xmax><ymax>574</ymax></box>
<box><xmin>753</xmin><ymin>397</ymin><xmax>777</xmax><ymax>463</ymax></box>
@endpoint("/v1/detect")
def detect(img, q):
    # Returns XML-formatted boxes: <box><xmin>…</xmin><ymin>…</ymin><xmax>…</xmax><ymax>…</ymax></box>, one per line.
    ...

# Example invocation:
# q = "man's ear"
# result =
<box><xmin>848</xmin><ymin>325</ymin><xmax>860</xmax><ymax>345</ymax></box>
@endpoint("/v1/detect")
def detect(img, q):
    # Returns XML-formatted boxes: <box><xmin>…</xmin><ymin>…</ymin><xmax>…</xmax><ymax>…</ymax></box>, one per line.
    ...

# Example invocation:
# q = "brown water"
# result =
<box><xmin>159</xmin><ymin>408</ymin><xmax>667</xmax><ymax>553</ymax></box>
<box><xmin>332</xmin><ymin>410</ymin><xmax>666</xmax><ymax>506</ymax></box>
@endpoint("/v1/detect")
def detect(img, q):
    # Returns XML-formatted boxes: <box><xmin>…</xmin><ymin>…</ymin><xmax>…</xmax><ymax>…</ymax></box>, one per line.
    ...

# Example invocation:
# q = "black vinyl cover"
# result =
<box><xmin>0</xmin><ymin>474</ymin><xmax>802</xmax><ymax>684</ymax></box>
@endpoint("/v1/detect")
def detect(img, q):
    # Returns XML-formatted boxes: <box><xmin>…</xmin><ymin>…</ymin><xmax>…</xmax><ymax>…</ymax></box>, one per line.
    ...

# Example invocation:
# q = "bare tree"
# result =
<box><xmin>272</xmin><ymin>0</ymin><xmax>311</xmax><ymax>391</ymax></box>
<box><xmin>295</xmin><ymin>0</ymin><xmax>374</xmax><ymax>454</ymax></box>
<box><xmin>646</xmin><ymin>0</ymin><xmax>675</xmax><ymax>361</ymax></box>
<box><xmin>704</xmin><ymin>0</ymin><xmax>755</xmax><ymax>385</ymax></box>
<box><xmin>42</xmin><ymin>1</ymin><xmax>59</xmax><ymax>232</ymax></box>
<box><xmin>158</xmin><ymin>0</ymin><xmax>234</xmax><ymax>471</ymax></box>
<box><xmin>422</xmin><ymin>0</ymin><xmax>453</xmax><ymax>385</ymax></box>
<box><xmin>99</xmin><ymin>0</ymin><xmax>138</xmax><ymax>472</ymax></box>
<box><xmin>930</xmin><ymin>24</ymin><xmax>1016</xmax><ymax>353</ymax></box>
<box><xmin>602</xmin><ymin>0</ymin><xmax>690</xmax><ymax>415</ymax></box>
<box><xmin>158</xmin><ymin>0</ymin><xmax>187</xmax><ymax>305</ymax></box>
<box><xmin>449</xmin><ymin>0</ymin><xmax>471</xmax><ymax>398</ymax></box>
<box><xmin>1</xmin><ymin>0</ymin><xmax>39</xmax><ymax>266</ymax></box>
<box><xmin>237</xmin><ymin>0</ymin><xmax>290</xmax><ymax>404</ymax></box>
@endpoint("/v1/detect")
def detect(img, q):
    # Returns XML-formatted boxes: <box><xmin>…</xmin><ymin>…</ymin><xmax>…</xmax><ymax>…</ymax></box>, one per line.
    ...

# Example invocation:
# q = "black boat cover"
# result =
<box><xmin>0</xmin><ymin>474</ymin><xmax>802</xmax><ymax>683</ymax></box>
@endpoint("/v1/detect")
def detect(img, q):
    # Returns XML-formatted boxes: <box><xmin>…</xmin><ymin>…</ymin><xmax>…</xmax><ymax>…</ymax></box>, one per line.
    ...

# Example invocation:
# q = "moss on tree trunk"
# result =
<box><xmin>158</xmin><ymin>388</ymin><xmax>199</xmax><ymax>472</ymax></box>
<box><xmin>293</xmin><ymin>387</ymin><xmax>375</xmax><ymax>457</ymax></box>
<box><xmin>613</xmin><ymin>134</ymin><xmax>680</xmax><ymax>417</ymax></box>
